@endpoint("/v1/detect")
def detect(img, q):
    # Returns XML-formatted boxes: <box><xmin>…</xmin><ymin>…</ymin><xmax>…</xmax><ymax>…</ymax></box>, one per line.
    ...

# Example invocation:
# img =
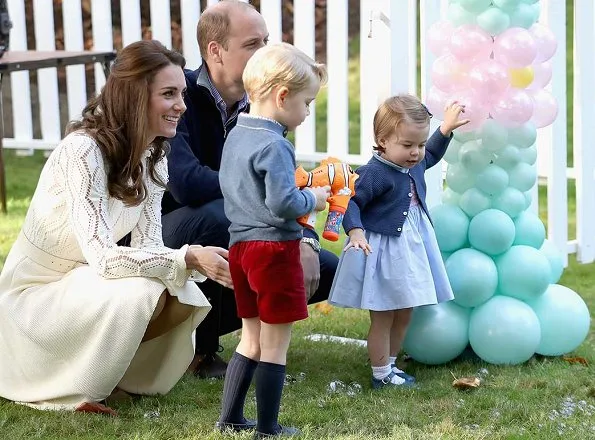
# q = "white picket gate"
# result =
<box><xmin>2</xmin><ymin>0</ymin><xmax>594</xmax><ymax>266</ymax></box>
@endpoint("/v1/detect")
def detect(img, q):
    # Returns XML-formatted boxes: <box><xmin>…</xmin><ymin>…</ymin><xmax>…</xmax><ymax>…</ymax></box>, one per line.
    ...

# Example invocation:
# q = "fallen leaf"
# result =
<box><xmin>452</xmin><ymin>376</ymin><xmax>481</xmax><ymax>390</ymax></box>
<box><xmin>562</xmin><ymin>356</ymin><xmax>589</xmax><ymax>366</ymax></box>
<box><xmin>314</xmin><ymin>302</ymin><xmax>333</xmax><ymax>315</ymax></box>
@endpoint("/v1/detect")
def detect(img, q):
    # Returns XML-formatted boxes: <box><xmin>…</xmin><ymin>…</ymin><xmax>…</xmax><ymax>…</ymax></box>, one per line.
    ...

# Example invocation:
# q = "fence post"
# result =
<box><xmin>293</xmin><ymin>0</ymin><xmax>316</xmax><ymax>156</ymax></box>
<box><xmin>91</xmin><ymin>0</ymin><xmax>113</xmax><ymax>93</ymax></box>
<box><xmin>120</xmin><ymin>0</ymin><xmax>142</xmax><ymax>47</ymax></box>
<box><xmin>62</xmin><ymin>0</ymin><xmax>87</xmax><ymax>123</ymax></box>
<box><xmin>6</xmin><ymin>0</ymin><xmax>33</xmax><ymax>144</ymax></box>
<box><xmin>573</xmin><ymin>0</ymin><xmax>595</xmax><ymax>264</ymax></box>
<box><xmin>150</xmin><ymin>0</ymin><xmax>172</xmax><ymax>49</ymax></box>
<box><xmin>33</xmin><ymin>0</ymin><xmax>61</xmax><ymax>142</ymax></box>
<box><xmin>260</xmin><ymin>0</ymin><xmax>282</xmax><ymax>43</ymax></box>
<box><xmin>326</xmin><ymin>0</ymin><xmax>349</xmax><ymax>158</ymax></box>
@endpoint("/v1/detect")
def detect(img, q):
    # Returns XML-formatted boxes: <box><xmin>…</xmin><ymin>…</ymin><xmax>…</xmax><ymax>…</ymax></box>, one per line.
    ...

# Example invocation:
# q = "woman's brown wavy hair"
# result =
<box><xmin>67</xmin><ymin>40</ymin><xmax>186</xmax><ymax>206</ymax></box>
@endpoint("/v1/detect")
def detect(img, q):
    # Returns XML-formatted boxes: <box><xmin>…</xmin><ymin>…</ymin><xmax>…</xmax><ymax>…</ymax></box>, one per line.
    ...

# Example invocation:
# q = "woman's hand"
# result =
<box><xmin>344</xmin><ymin>228</ymin><xmax>373</xmax><ymax>255</ymax></box>
<box><xmin>440</xmin><ymin>101</ymin><xmax>470</xmax><ymax>136</ymax></box>
<box><xmin>185</xmin><ymin>245</ymin><xmax>233</xmax><ymax>288</ymax></box>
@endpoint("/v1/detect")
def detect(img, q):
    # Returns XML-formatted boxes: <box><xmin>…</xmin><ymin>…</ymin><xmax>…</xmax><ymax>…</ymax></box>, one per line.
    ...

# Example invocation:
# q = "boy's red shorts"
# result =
<box><xmin>228</xmin><ymin>239</ymin><xmax>308</xmax><ymax>324</ymax></box>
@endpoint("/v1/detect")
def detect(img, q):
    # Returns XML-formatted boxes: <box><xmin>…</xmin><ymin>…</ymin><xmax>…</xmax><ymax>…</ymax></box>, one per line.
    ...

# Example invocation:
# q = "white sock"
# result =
<box><xmin>389</xmin><ymin>356</ymin><xmax>397</xmax><ymax>366</ymax></box>
<box><xmin>372</xmin><ymin>364</ymin><xmax>405</xmax><ymax>384</ymax></box>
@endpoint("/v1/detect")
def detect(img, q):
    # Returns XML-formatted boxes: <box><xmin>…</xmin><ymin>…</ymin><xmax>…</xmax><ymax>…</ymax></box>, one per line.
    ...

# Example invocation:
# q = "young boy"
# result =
<box><xmin>217</xmin><ymin>43</ymin><xmax>330</xmax><ymax>438</ymax></box>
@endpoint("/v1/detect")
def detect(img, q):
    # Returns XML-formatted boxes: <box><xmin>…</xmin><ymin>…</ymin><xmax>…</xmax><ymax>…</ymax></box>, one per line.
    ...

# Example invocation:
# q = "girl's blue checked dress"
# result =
<box><xmin>328</xmin><ymin>159</ymin><xmax>454</xmax><ymax>311</ymax></box>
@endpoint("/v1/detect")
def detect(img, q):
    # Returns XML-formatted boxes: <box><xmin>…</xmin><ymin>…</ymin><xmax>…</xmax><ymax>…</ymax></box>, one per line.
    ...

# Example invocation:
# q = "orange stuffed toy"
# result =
<box><xmin>295</xmin><ymin>157</ymin><xmax>359</xmax><ymax>241</ymax></box>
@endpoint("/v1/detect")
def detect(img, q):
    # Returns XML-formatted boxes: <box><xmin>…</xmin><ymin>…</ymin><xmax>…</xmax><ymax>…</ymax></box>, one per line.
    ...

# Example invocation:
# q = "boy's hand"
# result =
<box><xmin>308</xmin><ymin>185</ymin><xmax>331</xmax><ymax>211</ymax></box>
<box><xmin>440</xmin><ymin>101</ymin><xmax>470</xmax><ymax>136</ymax></box>
<box><xmin>345</xmin><ymin>228</ymin><xmax>373</xmax><ymax>255</ymax></box>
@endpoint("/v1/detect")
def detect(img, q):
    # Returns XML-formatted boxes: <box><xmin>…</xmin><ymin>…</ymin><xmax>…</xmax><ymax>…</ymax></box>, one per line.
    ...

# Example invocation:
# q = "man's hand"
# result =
<box><xmin>300</xmin><ymin>242</ymin><xmax>320</xmax><ymax>300</ymax></box>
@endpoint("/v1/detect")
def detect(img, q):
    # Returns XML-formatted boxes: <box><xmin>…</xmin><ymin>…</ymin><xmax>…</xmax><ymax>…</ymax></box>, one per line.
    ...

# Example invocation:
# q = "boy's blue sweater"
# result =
<box><xmin>219</xmin><ymin>114</ymin><xmax>317</xmax><ymax>247</ymax></box>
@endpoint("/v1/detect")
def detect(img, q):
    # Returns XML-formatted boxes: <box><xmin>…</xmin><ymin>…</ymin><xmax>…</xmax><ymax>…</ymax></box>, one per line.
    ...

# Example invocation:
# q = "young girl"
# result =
<box><xmin>328</xmin><ymin>95</ymin><xmax>468</xmax><ymax>388</ymax></box>
<box><xmin>217</xmin><ymin>43</ymin><xmax>329</xmax><ymax>437</ymax></box>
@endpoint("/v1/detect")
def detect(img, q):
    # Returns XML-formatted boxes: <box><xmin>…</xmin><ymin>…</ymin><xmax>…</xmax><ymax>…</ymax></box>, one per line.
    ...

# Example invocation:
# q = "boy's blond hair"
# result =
<box><xmin>243</xmin><ymin>42</ymin><xmax>327</xmax><ymax>103</ymax></box>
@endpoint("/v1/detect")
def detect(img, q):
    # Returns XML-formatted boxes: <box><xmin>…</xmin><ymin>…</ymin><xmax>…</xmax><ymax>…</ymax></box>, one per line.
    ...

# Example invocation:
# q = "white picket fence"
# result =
<box><xmin>3</xmin><ymin>0</ymin><xmax>594</xmax><ymax>266</ymax></box>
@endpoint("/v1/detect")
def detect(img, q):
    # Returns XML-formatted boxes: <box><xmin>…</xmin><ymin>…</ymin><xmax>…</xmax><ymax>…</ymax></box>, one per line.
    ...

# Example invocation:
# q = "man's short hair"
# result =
<box><xmin>197</xmin><ymin>0</ymin><xmax>256</xmax><ymax>59</ymax></box>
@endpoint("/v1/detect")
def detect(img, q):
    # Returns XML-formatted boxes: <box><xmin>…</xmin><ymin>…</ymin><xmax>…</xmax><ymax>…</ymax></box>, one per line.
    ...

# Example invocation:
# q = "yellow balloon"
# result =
<box><xmin>509</xmin><ymin>66</ymin><xmax>535</xmax><ymax>88</ymax></box>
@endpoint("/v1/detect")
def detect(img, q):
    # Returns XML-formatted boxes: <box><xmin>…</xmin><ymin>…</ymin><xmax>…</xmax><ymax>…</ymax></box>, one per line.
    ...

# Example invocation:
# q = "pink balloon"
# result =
<box><xmin>468</xmin><ymin>60</ymin><xmax>510</xmax><ymax>104</ymax></box>
<box><xmin>529</xmin><ymin>23</ymin><xmax>557</xmax><ymax>63</ymax></box>
<box><xmin>431</xmin><ymin>53</ymin><xmax>468</xmax><ymax>93</ymax></box>
<box><xmin>448</xmin><ymin>90</ymin><xmax>490</xmax><ymax>132</ymax></box>
<box><xmin>449</xmin><ymin>24</ymin><xmax>493</xmax><ymax>62</ymax></box>
<box><xmin>530</xmin><ymin>89</ymin><xmax>558</xmax><ymax>128</ymax></box>
<box><xmin>528</xmin><ymin>61</ymin><xmax>552</xmax><ymax>90</ymax></box>
<box><xmin>494</xmin><ymin>27</ymin><xmax>537</xmax><ymax>68</ymax></box>
<box><xmin>428</xmin><ymin>20</ymin><xmax>455</xmax><ymax>57</ymax></box>
<box><xmin>490</xmin><ymin>89</ymin><xmax>534</xmax><ymax>127</ymax></box>
<box><xmin>426</xmin><ymin>86</ymin><xmax>449</xmax><ymax>120</ymax></box>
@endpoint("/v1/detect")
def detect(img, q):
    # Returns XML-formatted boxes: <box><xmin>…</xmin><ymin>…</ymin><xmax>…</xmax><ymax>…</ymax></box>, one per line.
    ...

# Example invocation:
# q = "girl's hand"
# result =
<box><xmin>440</xmin><ymin>101</ymin><xmax>470</xmax><ymax>136</ymax></box>
<box><xmin>345</xmin><ymin>228</ymin><xmax>373</xmax><ymax>255</ymax></box>
<box><xmin>185</xmin><ymin>245</ymin><xmax>233</xmax><ymax>288</ymax></box>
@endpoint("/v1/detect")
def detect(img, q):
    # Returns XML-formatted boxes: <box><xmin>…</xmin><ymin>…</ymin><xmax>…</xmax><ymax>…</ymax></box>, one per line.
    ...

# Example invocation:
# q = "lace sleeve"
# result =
<box><xmin>130</xmin><ymin>156</ymin><xmax>207</xmax><ymax>282</ymax></box>
<box><xmin>64</xmin><ymin>136</ymin><xmax>190</xmax><ymax>287</ymax></box>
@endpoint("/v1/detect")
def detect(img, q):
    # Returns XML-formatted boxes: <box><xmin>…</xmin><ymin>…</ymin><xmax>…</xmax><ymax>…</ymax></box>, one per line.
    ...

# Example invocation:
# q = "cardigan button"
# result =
<box><xmin>403</xmin><ymin>211</ymin><xmax>408</xmax><ymax>215</ymax></box>
<box><xmin>408</xmin><ymin>192</ymin><xmax>412</xmax><ymax>197</ymax></box>
<box><xmin>397</xmin><ymin>227</ymin><xmax>402</xmax><ymax>232</ymax></box>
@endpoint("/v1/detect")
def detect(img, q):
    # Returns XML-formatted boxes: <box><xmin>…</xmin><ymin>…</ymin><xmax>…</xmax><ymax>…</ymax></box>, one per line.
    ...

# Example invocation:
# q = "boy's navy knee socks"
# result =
<box><xmin>255</xmin><ymin>361</ymin><xmax>286</xmax><ymax>434</ymax></box>
<box><xmin>219</xmin><ymin>352</ymin><xmax>258</xmax><ymax>423</ymax></box>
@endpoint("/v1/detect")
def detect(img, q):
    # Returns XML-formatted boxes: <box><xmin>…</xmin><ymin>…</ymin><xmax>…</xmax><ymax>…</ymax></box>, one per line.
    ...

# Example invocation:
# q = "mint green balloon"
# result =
<box><xmin>477</xmin><ymin>7</ymin><xmax>511</xmax><ymax>35</ymax></box>
<box><xmin>527</xmin><ymin>284</ymin><xmax>590</xmax><ymax>356</ymax></box>
<box><xmin>448</xmin><ymin>3</ymin><xmax>477</xmax><ymax>26</ymax></box>
<box><xmin>468</xmin><ymin>208</ymin><xmax>516</xmax><ymax>255</ymax></box>
<box><xmin>459</xmin><ymin>0</ymin><xmax>492</xmax><ymax>13</ymax></box>
<box><xmin>480</xmin><ymin>119</ymin><xmax>509</xmax><ymax>153</ymax></box>
<box><xmin>521</xmin><ymin>0</ymin><xmax>539</xmax><ymax>4</ymax></box>
<box><xmin>459</xmin><ymin>187</ymin><xmax>491</xmax><ymax>217</ymax></box>
<box><xmin>475</xmin><ymin>164</ymin><xmax>509</xmax><ymax>196</ymax></box>
<box><xmin>459</xmin><ymin>140</ymin><xmax>492</xmax><ymax>173</ymax></box>
<box><xmin>444</xmin><ymin>139</ymin><xmax>463</xmax><ymax>164</ymax></box>
<box><xmin>453</xmin><ymin>129</ymin><xmax>478</xmax><ymax>144</ymax></box>
<box><xmin>496</xmin><ymin>245</ymin><xmax>551</xmax><ymax>300</ymax></box>
<box><xmin>508</xmin><ymin>162</ymin><xmax>537</xmax><ymax>192</ymax></box>
<box><xmin>523</xmin><ymin>191</ymin><xmax>533</xmax><ymax>209</ymax></box>
<box><xmin>494</xmin><ymin>0</ymin><xmax>522</xmax><ymax>10</ymax></box>
<box><xmin>469</xmin><ymin>296</ymin><xmax>541</xmax><ymax>365</ymax></box>
<box><xmin>494</xmin><ymin>145</ymin><xmax>521</xmax><ymax>171</ymax></box>
<box><xmin>442</xmin><ymin>187</ymin><xmax>462</xmax><ymax>206</ymax></box>
<box><xmin>431</xmin><ymin>204</ymin><xmax>470</xmax><ymax>252</ymax></box>
<box><xmin>513</xmin><ymin>211</ymin><xmax>546</xmax><ymax>249</ymax></box>
<box><xmin>446</xmin><ymin>248</ymin><xmax>498</xmax><ymax>308</ymax></box>
<box><xmin>539</xmin><ymin>239</ymin><xmax>564</xmax><ymax>284</ymax></box>
<box><xmin>441</xmin><ymin>251</ymin><xmax>452</xmax><ymax>262</ymax></box>
<box><xmin>403</xmin><ymin>302</ymin><xmax>471</xmax><ymax>365</ymax></box>
<box><xmin>518</xmin><ymin>144</ymin><xmax>537</xmax><ymax>165</ymax></box>
<box><xmin>446</xmin><ymin>163</ymin><xmax>476</xmax><ymax>193</ymax></box>
<box><xmin>508</xmin><ymin>122</ymin><xmax>537</xmax><ymax>148</ymax></box>
<box><xmin>509</xmin><ymin>3</ymin><xmax>538</xmax><ymax>28</ymax></box>
<box><xmin>491</xmin><ymin>187</ymin><xmax>526</xmax><ymax>218</ymax></box>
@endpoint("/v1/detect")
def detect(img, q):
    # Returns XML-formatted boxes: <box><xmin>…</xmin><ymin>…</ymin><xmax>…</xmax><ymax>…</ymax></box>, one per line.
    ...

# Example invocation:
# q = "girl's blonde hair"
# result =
<box><xmin>373</xmin><ymin>94</ymin><xmax>432</xmax><ymax>153</ymax></box>
<box><xmin>243</xmin><ymin>42</ymin><xmax>327</xmax><ymax>102</ymax></box>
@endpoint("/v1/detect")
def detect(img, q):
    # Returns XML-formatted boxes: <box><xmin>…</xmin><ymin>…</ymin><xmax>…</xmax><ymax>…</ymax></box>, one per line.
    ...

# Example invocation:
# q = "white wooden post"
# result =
<box><xmin>360</xmin><ymin>0</ymin><xmax>390</xmax><ymax>165</ymax></box>
<box><xmin>150</xmin><ymin>0</ymin><xmax>172</xmax><ymax>49</ymax></box>
<box><xmin>293</xmin><ymin>0</ymin><xmax>316</xmax><ymax>155</ymax></box>
<box><xmin>181</xmin><ymin>0</ymin><xmax>201</xmax><ymax>69</ymax></box>
<box><xmin>260</xmin><ymin>0</ymin><xmax>283</xmax><ymax>43</ymax></box>
<box><xmin>390</xmin><ymin>0</ymin><xmax>417</xmax><ymax>95</ymax></box>
<box><xmin>33</xmin><ymin>0</ymin><xmax>61</xmax><ymax>142</ymax></box>
<box><xmin>120</xmin><ymin>0</ymin><xmax>142</xmax><ymax>47</ymax></box>
<box><xmin>537</xmin><ymin>0</ymin><xmax>569</xmax><ymax>266</ymax></box>
<box><xmin>326</xmin><ymin>0</ymin><xmax>349</xmax><ymax>159</ymax></box>
<box><xmin>420</xmin><ymin>0</ymin><xmax>448</xmax><ymax>209</ymax></box>
<box><xmin>572</xmin><ymin>0</ymin><xmax>595</xmax><ymax>263</ymax></box>
<box><xmin>91</xmin><ymin>0</ymin><xmax>113</xmax><ymax>93</ymax></box>
<box><xmin>62</xmin><ymin>0</ymin><xmax>87</xmax><ymax>122</ymax></box>
<box><xmin>6</xmin><ymin>0</ymin><xmax>33</xmax><ymax>145</ymax></box>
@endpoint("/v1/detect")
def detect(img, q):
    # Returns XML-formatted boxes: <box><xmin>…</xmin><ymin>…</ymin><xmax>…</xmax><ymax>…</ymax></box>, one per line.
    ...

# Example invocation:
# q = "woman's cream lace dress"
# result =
<box><xmin>0</xmin><ymin>132</ymin><xmax>211</xmax><ymax>411</ymax></box>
